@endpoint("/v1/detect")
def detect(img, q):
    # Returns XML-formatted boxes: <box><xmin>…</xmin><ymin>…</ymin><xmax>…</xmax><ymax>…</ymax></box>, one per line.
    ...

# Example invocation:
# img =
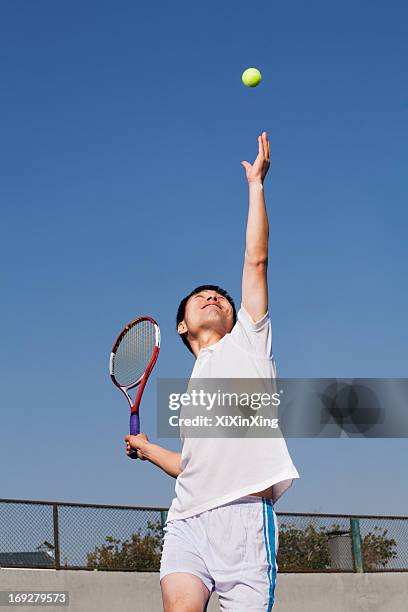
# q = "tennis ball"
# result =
<box><xmin>242</xmin><ymin>67</ymin><xmax>262</xmax><ymax>88</ymax></box>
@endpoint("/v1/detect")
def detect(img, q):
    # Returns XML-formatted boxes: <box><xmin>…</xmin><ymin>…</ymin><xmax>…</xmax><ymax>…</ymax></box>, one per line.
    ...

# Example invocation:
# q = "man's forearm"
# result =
<box><xmin>142</xmin><ymin>442</ymin><xmax>182</xmax><ymax>478</ymax></box>
<box><xmin>245</xmin><ymin>181</ymin><xmax>269</xmax><ymax>265</ymax></box>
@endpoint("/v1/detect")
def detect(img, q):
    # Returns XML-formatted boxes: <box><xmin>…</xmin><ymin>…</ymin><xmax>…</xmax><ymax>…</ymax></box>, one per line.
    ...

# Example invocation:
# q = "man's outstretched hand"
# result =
<box><xmin>241</xmin><ymin>131</ymin><xmax>271</xmax><ymax>185</ymax></box>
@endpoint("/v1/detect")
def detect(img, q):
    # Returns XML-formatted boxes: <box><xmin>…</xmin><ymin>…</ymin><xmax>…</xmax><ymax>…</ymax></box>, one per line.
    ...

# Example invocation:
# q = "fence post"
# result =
<box><xmin>350</xmin><ymin>517</ymin><xmax>364</xmax><ymax>572</ymax></box>
<box><xmin>160</xmin><ymin>510</ymin><xmax>168</xmax><ymax>530</ymax></box>
<box><xmin>53</xmin><ymin>503</ymin><xmax>61</xmax><ymax>570</ymax></box>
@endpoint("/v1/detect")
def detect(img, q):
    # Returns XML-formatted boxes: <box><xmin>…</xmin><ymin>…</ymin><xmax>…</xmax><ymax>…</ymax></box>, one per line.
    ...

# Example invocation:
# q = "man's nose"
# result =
<box><xmin>206</xmin><ymin>295</ymin><xmax>218</xmax><ymax>302</ymax></box>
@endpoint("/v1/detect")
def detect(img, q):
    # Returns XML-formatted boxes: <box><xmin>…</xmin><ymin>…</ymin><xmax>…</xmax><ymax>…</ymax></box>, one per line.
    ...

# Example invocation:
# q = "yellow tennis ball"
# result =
<box><xmin>242</xmin><ymin>67</ymin><xmax>262</xmax><ymax>88</ymax></box>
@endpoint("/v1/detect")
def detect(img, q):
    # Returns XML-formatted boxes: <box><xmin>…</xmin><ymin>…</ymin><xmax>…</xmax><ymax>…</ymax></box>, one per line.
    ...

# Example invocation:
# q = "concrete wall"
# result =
<box><xmin>1</xmin><ymin>569</ymin><xmax>407</xmax><ymax>611</ymax></box>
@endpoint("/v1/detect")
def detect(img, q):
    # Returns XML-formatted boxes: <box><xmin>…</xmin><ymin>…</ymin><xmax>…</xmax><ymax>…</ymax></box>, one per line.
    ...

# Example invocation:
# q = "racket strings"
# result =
<box><xmin>113</xmin><ymin>320</ymin><xmax>157</xmax><ymax>387</ymax></box>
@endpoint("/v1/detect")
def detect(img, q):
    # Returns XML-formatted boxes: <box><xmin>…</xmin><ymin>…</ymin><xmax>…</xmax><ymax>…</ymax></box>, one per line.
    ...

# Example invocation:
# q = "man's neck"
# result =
<box><xmin>190</xmin><ymin>330</ymin><xmax>224</xmax><ymax>357</ymax></box>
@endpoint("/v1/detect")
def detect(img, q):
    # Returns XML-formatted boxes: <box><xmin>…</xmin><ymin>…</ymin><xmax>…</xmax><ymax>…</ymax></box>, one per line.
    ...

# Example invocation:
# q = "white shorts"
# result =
<box><xmin>160</xmin><ymin>495</ymin><xmax>279</xmax><ymax>611</ymax></box>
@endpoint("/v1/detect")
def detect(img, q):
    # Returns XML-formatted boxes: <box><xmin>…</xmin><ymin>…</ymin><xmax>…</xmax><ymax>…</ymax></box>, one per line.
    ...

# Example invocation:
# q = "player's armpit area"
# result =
<box><xmin>229</xmin><ymin>305</ymin><xmax>273</xmax><ymax>358</ymax></box>
<box><xmin>239</xmin><ymin>303</ymin><xmax>269</xmax><ymax>330</ymax></box>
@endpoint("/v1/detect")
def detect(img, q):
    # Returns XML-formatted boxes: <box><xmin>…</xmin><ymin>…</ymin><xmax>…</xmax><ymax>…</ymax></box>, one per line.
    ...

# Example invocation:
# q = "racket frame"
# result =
<box><xmin>109</xmin><ymin>316</ymin><xmax>160</xmax><ymax>458</ymax></box>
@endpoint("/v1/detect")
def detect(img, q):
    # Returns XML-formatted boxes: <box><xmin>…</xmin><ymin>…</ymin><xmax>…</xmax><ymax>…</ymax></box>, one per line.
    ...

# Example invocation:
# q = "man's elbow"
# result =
<box><xmin>244</xmin><ymin>251</ymin><xmax>268</xmax><ymax>268</ymax></box>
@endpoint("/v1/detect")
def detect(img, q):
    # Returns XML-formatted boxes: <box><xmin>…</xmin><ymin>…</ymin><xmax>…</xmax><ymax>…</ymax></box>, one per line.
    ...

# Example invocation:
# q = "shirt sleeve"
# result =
<box><xmin>229</xmin><ymin>304</ymin><xmax>273</xmax><ymax>359</ymax></box>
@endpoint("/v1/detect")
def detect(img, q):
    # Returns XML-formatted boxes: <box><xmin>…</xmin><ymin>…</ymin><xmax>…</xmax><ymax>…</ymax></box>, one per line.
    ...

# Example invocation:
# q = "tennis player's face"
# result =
<box><xmin>182</xmin><ymin>291</ymin><xmax>234</xmax><ymax>338</ymax></box>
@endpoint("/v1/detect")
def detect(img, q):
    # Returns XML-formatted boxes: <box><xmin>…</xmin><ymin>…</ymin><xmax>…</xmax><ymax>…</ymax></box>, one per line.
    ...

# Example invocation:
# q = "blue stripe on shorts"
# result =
<box><xmin>262</xmin><ymin>497</ymin><xmax>277</xmax><ymax>611</ymax></box>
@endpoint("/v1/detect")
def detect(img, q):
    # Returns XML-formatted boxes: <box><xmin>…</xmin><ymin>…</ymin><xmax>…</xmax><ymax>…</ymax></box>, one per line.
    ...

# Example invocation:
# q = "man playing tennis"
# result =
<box><xmin>125</xmin><ymin>131</ymin><xmax>299</xmax><ymax>611</ymax></box>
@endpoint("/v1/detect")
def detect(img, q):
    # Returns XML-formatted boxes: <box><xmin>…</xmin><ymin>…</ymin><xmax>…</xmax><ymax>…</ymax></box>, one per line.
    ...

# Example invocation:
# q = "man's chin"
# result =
<box><xmin>202</xmin><ymin>308</ymin><xmax>224</xmax><ymax>321</ymax></box>
<box><xmin>200</xmin><ymin>310</ymin><xmax>231</xmax><ymax>332</ymax></box>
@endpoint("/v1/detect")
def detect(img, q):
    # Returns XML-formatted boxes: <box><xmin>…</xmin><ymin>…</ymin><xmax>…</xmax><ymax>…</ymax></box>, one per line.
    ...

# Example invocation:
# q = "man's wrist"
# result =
<box><xmin>248</xmin><ymin>180</ymin><xmax>264</xmax><ymax>189</ymax></box>
<box><xmin>139</xmin><ymin>440</ymin><xmax>152</xmax><ymax>458</ymax></box>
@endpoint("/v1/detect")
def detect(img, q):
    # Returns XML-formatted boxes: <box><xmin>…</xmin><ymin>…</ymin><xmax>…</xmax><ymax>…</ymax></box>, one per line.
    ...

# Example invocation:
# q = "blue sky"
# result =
<box><xmin>1</xmin><ymin>1</ymin><xmax>407</xmax><ymax>516</ymax></box>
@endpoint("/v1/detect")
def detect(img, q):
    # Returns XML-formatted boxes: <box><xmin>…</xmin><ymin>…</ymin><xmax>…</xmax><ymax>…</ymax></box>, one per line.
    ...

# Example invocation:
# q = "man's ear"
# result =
<box><xmin>177</xmin><ymin>321</ymin><xmax>187</xmax><ymax>335</ymax></box>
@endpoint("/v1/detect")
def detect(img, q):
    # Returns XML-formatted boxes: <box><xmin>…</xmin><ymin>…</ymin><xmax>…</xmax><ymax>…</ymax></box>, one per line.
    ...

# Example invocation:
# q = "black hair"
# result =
<box><xmin>176</xmin><ymin>284</ymin><xmax>237</xmax><ymax>354</ymax></box>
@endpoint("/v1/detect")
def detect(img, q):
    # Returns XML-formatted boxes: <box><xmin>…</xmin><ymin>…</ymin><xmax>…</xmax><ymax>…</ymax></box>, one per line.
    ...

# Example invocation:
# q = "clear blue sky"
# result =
<box><xmin>1</xmin><ymin>1</ymin><xmax>407</xmax><ymax>516</ymax></box>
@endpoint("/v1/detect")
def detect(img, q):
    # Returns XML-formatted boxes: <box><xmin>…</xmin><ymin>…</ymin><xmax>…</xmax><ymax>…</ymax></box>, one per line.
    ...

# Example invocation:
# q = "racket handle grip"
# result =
<box><xmin>128</xmin><ymin>413</ymin><xmax>140</xmax><ymax>460</ymax></box>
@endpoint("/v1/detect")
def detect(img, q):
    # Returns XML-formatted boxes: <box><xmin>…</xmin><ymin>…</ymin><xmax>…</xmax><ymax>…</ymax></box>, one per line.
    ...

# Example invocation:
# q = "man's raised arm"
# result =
<box><xmin>241</xmin><ymin>131</ymin><xmax>271</xmax><ymax>321</ymax></box>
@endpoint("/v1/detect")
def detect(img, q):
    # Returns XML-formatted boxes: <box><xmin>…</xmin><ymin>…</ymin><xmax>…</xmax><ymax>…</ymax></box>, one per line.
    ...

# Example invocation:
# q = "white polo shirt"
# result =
<box><xmin>166</xmin><ymin>305</ymin><xmax>300</xmax><ymax>522</ymax></box>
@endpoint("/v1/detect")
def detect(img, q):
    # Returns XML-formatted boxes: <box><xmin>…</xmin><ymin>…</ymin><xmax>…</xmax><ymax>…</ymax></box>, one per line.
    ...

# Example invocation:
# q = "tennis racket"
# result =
<box><xmin>109</xmin><ymin>316</ymin><xmax>161</xmax><ymax>459</ymax></box>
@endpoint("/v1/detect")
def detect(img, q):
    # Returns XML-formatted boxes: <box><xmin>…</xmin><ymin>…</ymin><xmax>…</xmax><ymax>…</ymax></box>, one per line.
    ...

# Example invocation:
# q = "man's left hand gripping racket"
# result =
<box><xmin>109</xmin><ymin>316</ymin><xmax>160</xmax><ymax>459</ymax></box>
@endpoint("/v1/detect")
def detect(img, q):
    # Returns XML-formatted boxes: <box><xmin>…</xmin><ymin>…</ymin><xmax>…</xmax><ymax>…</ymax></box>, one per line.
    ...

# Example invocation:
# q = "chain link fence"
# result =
<box><xmin>1</xmin><ymin>498</ymin><xmax>406</xmax><ymax>572</ymax></box>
